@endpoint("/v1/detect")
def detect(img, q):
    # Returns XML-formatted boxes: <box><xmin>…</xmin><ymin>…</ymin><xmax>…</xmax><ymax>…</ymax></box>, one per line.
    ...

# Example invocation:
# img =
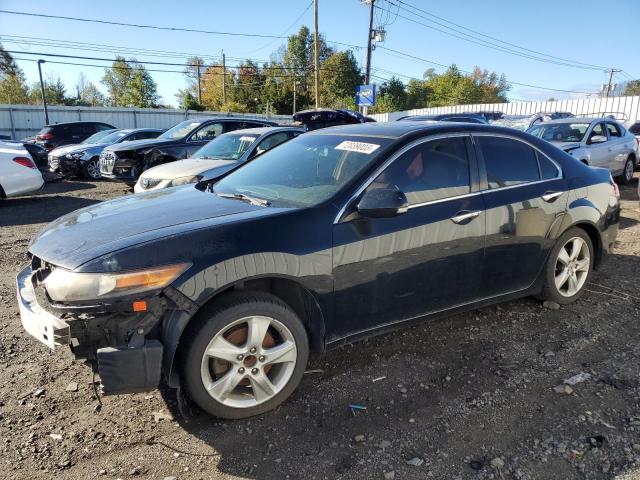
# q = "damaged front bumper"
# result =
<box><xmin>16</xmin><ymin>264</ymin><xmax>193</xmax><ymax>394</ymax></box>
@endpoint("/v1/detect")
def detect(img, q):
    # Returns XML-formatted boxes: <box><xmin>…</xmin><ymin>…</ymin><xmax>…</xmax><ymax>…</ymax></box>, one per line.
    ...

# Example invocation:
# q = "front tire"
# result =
<box><xmin>83</xmin><ymin>157</ymin><xmax>101</xmax><ymax>180</ymax></box>
<box><xmin>181</xmin><ymin>292</ymin><xmax>309</xmax><ymax>419</ymax></box>
<box><xmin>540</xmin><ymin>227</ymin><xmax>594</xmax><ymax>304</ymax></box>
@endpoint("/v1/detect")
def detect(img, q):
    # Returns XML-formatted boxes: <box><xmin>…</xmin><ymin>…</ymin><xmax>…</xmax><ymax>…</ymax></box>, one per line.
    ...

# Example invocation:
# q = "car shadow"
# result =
<box><xmin>0</xmin><ymin>191</ymin><xmax>101</xmax><ymax>227</ymax></box>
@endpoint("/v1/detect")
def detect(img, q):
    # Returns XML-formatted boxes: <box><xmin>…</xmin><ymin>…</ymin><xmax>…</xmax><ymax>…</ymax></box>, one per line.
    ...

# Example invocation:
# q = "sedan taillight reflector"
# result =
<box><xmin>13</xmin><ymin>156</ymin><xmax>37</xmax><ymax>169</ymax></box>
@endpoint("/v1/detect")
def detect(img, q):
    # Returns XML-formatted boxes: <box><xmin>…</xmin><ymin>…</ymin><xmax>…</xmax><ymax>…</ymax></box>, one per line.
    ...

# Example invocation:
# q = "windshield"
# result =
<box><xmin>527</xmin><ymin>123</ymin><xmax>590</xmax><ymax>142</ymax></box>
<box><xmin>93</xmin><ymin>131</ymin><xmax>129</xmax><ymax>144</ymax></box>
<box><xmin>159</xmin><ymin>120</ymin><xmax>203</xmax><ymax>139</ymax></box>
<box><xmin>194</xmin><ymin>133</ymin><xmax>258</xmax><ymax>160</ymax></box>
<box><xmin>82</xmin><ymin>129</ymin><xmax>118</xmax><ymax>144</ymax></box>
<box><xmin>213</xmin><ymin>134</ymin><xmax>392</xmax><ymax>208</ymax></box>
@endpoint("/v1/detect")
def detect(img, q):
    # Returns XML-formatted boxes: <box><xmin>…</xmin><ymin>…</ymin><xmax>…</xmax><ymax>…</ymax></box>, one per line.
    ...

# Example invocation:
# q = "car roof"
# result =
<box><xmin>538</xmin><ymin>117</ymin><xmax>617</xmax><ymax>125</ymax></box>
<box><xmin>184</xmin><ymin>117</ymin><xmax>276</xmax><ymax>124</ymax></box>
<box><xmin>305</xmin><ymin>121</ymin><xmax>524</xmax><ymax>139</ymax></box>
<box><xmin>44</xmin><ymin>121</ymin><xmax>113</xmax><ymax>127</ymax></box>
<box><xmin>224</xmin><ymin>126</ymin><xmax>304</xmax><ymax>135</ymax></box>
<box><xmin>117</xmin><ymin>128</ymin><xmax>164</xmax><ymax>133</ymax></box>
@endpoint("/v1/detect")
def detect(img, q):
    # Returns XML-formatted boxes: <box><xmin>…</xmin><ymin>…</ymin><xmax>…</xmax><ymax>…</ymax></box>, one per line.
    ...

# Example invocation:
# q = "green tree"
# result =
<box><xmin>231</xmin><ymin>60</ymin><xmax>264</xmax><ymax>112</ymax></box>
<box><xmin>102</xmin><ymin>56</ymin><xmax>159</xmax><ymax>107</ymax></box>
<box><xmin>29</xmin><ymin>74</ymin><xmax>69</xmax><ymax>105</ymax></box>
<box><xmin>319</xmin><ymin>50</ymin><xmax>362</xmax><ymax>108</ymax></box>
<box><xmin>72</xmin><ymin>73</ymin><xmax>106</xmax><ymax>106</ymax></box>
<box><xmin>624</xmin><ymin>80</ymin><xmax>640</xmax><ymax>96</ymax></box>
<box><xmin>0</xmin><ymin>43</ymin><xmax>29</xmax><ymax>104</ymax></box>
<box><xmin>371</xmin><ymin>77</ymin><xmax>407</xmax><ymax>113</ymax></box>
<box><xmin>405</xmin><ymin>78</ymin><xmax>431</xmax><ymax>109</ymax></box>
<box><xmin>177</xmin><ymin>91</ymin><xmax>205</xmax><ymax>111</ymax></box>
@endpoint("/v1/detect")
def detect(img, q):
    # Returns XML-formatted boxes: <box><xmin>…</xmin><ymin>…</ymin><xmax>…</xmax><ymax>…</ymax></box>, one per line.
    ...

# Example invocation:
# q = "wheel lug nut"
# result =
<box><xmin>250</xmin><ymin>347</ymin><xmax>257</xmax><ymax>354</ymax></box>
<box><xmin>238</xmin><ymin>367</ymin><xmax>245</xmax><ymax>374</ymax></box>
<box><xmin>251</xmin><ymin>368</ymin><xmax>258</xmax><ymax>375</ymax></box>
<box><xmin>258</xmin><ymin>355</ymin><xmax>265</xmax><ymax>362</ymax></box>
<box><xmin>237</xmin><ymin>354</ymin><xmax>244</xmax><ymax>361</ymax></box>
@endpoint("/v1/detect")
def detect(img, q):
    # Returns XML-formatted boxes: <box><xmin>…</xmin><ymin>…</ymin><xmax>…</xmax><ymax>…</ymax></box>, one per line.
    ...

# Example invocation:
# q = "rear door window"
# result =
<box><xmin>605</xmin><ymin>122</ymin><xmax>622</xmax><ymax>138</ymax></box>
<box><xmin>477</xmin><ymin>136</ymin><xmax>540</xmax><ymax>188</ymax></box>
<box><xmin>366</xmin><ymin>136</ymin><xmax>471</xmax><ymax>204</ymax></box>
<box><xmin>191</xmin><ymin>123</ymin><xmax>223</xmax><ymax>141</ymax></box>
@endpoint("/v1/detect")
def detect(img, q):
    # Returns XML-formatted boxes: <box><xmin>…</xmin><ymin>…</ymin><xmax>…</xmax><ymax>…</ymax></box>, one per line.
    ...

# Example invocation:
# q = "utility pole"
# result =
<box><xmin>196</xmin><ymin>60</ymin><xmax>202</xmax><ymax>104</ymax></box>
<box><xmin>313</xmin><ymin>0</ymin><xmax>320</xmax><ymax>109</ymax></box>
<box><xmin>293</xmin><ymin>80</ymin><xmax>298</xmax><ymax>115</ymax></box>
<box><xmin>605</xmin><ymin>68</ymin><xmax>621</xmax><ymax>97</ymax></box>
<box><xmin>364</xmin><ymin>0</ymin><xmax>375</xmax><ymax>85</ymax></box>
<box><xmin>37</xmin><ymin>59</ymin><xmax>49</xmax><ymax>125</ymax></box>
<box><xmin>222</xmin><ymin>52</ymin><xmax>227</xmax><ymax>105</ymax></box>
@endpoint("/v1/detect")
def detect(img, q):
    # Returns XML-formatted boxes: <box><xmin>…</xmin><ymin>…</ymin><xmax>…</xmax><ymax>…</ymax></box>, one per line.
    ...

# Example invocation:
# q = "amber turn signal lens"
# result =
<box><xmin>114</xmin><ymin>264</ymin><xmax>189</xmax><ymax>291</ymax></box>
<box><xmin>132</xmin><ymin>300</ymin><xmax>148</xmax><ymax>312</ymax></box>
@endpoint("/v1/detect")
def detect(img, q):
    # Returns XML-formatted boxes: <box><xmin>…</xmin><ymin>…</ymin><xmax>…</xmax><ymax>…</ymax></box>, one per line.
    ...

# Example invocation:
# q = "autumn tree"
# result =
<box><xmin>102</xmin><ymin>56</ymin><xmax>159</xmax><ymax>107</ymax></box>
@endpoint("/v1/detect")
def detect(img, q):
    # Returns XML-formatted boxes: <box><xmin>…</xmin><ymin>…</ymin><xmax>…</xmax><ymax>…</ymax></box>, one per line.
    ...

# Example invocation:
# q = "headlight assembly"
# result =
<box><xmin>169</xmin><ymin>175</ymin><xmax>201</xmax><ymax>187</ymax></box>
<box><xmin>68</xmin><ymin>152</ymin><xmax>87</xmax><ymax>160</ymax></box>
<box><xmin>44</xmin><ymin>263</ymin><xmax>190</xmax><ymax>302</ymax></box>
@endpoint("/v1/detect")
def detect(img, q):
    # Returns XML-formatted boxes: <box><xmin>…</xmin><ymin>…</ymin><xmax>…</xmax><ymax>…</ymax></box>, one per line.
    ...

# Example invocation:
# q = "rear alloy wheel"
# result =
<box><xmin>541</xmin><ymin>227</ymin><xmax>594</xmax><ymax>304</ymax></box>
<box><xmin>620</xmin><ymin>157</ymin><xmax>635</xmax><ymax>184</ymax></box>
<box><xmin>181</xmin><ymin>293</ymin><xmax>309</xmax><ymax>419</ymax></box>
<box><xmin>83</xmin><ymin>158</ymin><xmax>101</xmax><ymax>180</ymax></box>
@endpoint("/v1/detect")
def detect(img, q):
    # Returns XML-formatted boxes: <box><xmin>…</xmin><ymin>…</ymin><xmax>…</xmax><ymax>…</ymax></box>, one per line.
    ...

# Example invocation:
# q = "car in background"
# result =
<box><xmin>22</xmin><ymin>143</ymin><xmax>49</xmax><ymax>170</ymax></box>
<box><xmin>396</xmin><ymin>113</ymin><xmax>488</xmax><ymax>124</ymax></box>
<box><xmin>628</xmin><ymin>120</ymin><xmax>640</xmax><ymax>160</ymax></box>
<box><xmin>100</xmin><ymin>117</ymin><xmax>277</xmax><ymax>185</ymax></box>
<box><xmin>17</xmin><ymin>122</ymin><xmax>620</xmax><ymax>419</ymax></box>
<box><xmin>34</xmin><ymin>121</ymin><xmax>116</xmax><ymax>151</ymax></box>
<box><xmin>49</xmin><ymin>128</ymin><xmax>163</xmax><ymax>180</ymax></box>
<box><xmin>0</xmin><ymin>141</ymin><xmax>44</xmax><ymax>199</ymax></box>
<box><xmin>293</xmin><ymin>108</ymin><xmax>375</xmax><ymax>131</ymax></box>
<box><xmin>491</xmin><ymin>112</ymin><xmax>574</xmax><ymax>131</ymax></box>
<box><xmin>134</xmin><ymin>126</ymin><xmax>304</xmax><ymax>193</ymax></box>
<box><xmin>527</xmin><ymin>118</ymin><xmax>637</xmax><ymax>183</ymax></box>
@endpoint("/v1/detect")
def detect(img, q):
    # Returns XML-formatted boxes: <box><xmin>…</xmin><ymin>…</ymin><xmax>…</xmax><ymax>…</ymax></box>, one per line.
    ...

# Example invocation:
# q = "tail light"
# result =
<box><xmin>36</xmin><ymin>133</ymin><xmax>54</xmax><ymax>141</ymax></box>
<box><xmin>610</xmin><ymin>174</ymin><xmax>620</xmax><ymax>199</ymax></box>
<box><xmin>13</xmin><ymin>156</ymin><xmax>37</xmax><ymax>169</ymax></box>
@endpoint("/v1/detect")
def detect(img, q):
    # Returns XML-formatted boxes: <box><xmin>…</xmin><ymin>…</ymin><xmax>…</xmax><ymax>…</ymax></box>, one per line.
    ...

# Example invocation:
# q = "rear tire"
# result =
<box><xmin>540</xmin><ymin>227</ymin><xmax>594</xmax><ymax>305</ymax></box>
<box><xmin>619</xmin><ymin>156</ymin><xmax>634</xmax><ymax>184</ymax></box>
<box><xmin>180</xmin><ymin>292</ymin><xmax>309</xmax><ymax>419</ymax></box>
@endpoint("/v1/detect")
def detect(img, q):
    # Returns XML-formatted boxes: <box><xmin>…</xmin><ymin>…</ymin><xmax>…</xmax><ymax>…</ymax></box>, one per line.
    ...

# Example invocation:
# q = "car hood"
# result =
<box><xmin>29</xmin><ymin>185</ymin><xmax>271</xmax><ymax>270</ymax></box>
<box><xmin>50</xmin><ymin>143</ymin><xmax>107</xmax><ymax>156</ymax></box>
<box><xmin>106</xmin><ymin>138</ymin><xmax>176</xmax><ymax>152</ymax></box>
<box><xmin>141</xmin><ymin>158</ymin><xmax>238</xmax><ymax>180</ymax></box>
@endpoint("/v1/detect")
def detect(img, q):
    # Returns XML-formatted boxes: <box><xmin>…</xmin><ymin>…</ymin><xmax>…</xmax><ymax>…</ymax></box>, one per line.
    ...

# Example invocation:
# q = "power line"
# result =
<box><xmin>0</xmin><ymin>9</ymin><xmax>363</xmax><ymax>51</ymax></box>
<box><xmin>378</xmin><ymin>1</ymin><xmax>609</xmax><ymax>72</ymax></box>
<box><xmin>393</xmin><ymin>0</ymin><xmax>611</xmax><ymax>71</ymax></box>
<box><xmin>375</xmin><ymin>46</ymin><xmax>597</xmax><ymax>95</ymax></box>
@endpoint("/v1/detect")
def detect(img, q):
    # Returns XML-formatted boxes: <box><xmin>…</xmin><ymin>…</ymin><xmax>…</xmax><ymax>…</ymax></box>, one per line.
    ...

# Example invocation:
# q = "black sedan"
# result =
<box><xmin>48</xmin><ymin>128</ymin><xmax>163</xmax><ymax>179</ymax></box>
<box><xmin>397</xmin><ymin>112</ymin><xmax>488</xmax><ymax>124</ymax></box>
<box><xmin>17</xmin><ymin>122</ymin><xmax>619</xmax><ymax>420</ymax></box>
<box><xmin>100</xmin><ymin>117</ymin><xmax>277</xmax><ymax>184</ymax></box>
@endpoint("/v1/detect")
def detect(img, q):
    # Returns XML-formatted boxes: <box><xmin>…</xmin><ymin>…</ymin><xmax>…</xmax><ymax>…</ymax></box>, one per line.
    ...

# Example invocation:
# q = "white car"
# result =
<box><xmin>0</xmin><ymin>141</ymin><xmax>44</xmax><ymax>199</ymax></box>
<box><xmin>527</xmin><ymin>118</ymin><xmax>637</xmax><ymax>183</ymax></box>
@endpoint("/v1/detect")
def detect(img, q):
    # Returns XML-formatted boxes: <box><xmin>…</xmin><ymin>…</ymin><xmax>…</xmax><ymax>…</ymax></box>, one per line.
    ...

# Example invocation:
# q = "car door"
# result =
<box><xmin>186</xmin><ymin>122</ymin><xmax>223</xmax><ymax>157</ymax></box>
<box><xmin>332</xmin><ymin>134</ymin><xmax>485</xmax><ymax>338</ymax></box>
<box><xmin>604</xmin><ymin>122</ymin><xmax>628</xmax><ymax>175</ymax></box>
<box><xmin>585</xmin><ymin>122</ymin><xmax>610</xmax><ymax>168</ymax></box>
<box><xmin>474</xmin><ymin>134</ymin><xmax>568</xmax><ymax>298</ymax></box>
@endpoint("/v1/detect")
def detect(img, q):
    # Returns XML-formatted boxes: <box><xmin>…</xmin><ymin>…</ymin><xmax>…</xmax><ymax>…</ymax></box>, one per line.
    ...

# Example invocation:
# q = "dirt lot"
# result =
<box><xmin>1</xmin><ymin>176</ymin><xmax>639</xmax><ymax>480</ymax></box>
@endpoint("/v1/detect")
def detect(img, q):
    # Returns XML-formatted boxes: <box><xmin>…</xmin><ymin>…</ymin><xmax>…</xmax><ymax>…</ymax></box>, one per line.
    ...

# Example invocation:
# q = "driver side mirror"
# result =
<box><xmin>357</xmin><ymin>188</ymin><xmax>409</xmax><ymax>218</ymax></box>
<box><xmin>588</xmin><ymin>135</ymin><xmax>607</xmax><ymax>144</ymax></box>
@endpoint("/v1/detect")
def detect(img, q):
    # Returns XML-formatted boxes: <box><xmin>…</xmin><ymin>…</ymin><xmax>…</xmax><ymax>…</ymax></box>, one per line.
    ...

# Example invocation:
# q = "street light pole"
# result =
<box><xmin>363</xmin><ymin>0</ymin><xmax>375</xmax><ymax>116</ymax></box>
<box><xmin>293</xmin><ymin>80</ymin><xmax>299</xmax><ymax>115</ymax></box>
<box><xmin>313</xmin><ymin>0</ymin><xmax>320</xmax><ymax>109</ymax></box>
<box><xmin>37</xmin><ymin>59</ymin><xmax>49</xmax><ymax>125</ymax></box>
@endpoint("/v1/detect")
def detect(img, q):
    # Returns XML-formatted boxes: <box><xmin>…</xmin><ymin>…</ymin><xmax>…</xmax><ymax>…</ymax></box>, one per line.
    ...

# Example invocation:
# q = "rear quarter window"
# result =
<box><xmin>477</xmin><ymin>136</ymin><xmax>540</xmax><ymax>188</ymax></box>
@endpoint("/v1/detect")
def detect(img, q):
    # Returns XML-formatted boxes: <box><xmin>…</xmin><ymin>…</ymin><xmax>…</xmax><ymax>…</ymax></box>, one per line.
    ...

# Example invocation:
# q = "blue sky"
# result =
<box><xmin>1</xmin><ymin>0</ymin><xmax>638</xmax><ymax>107</ymax></box>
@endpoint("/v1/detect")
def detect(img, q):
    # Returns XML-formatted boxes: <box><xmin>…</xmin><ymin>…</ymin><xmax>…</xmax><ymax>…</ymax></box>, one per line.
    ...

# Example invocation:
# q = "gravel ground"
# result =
<box><xmin>0</xmin><ymin>176</ymin><xmax>639</xmax><ymax>480</ymax></box>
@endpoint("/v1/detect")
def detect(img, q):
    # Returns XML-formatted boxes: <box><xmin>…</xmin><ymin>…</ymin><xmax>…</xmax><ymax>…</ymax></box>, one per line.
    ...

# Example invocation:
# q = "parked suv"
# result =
<box><xmin>527</xmin><ymin>118</ymin><xmax>637</xmax><ymax>183</ymax></box>
<box><xmin>34</xmin><ymin>121</ymin><xmax>116</xmax><ymax>151</ymax></box>
<box><xmin>100</xmin><ymin>117</ymin><xmax>277</xmax><ymax>184</ymax></box>
<box><xmin>17</xmin><ymin>123</ymin><xmax>620</xmax><ymax>419</ymax></box>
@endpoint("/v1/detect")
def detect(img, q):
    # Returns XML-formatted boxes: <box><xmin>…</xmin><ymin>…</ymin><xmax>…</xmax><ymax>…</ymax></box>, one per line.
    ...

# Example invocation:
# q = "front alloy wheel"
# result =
<box><xmin>181</xmin><ymin>293</ymin><xmax>309</xmax><ymax>419</ymax></box>
<box><xmin>84</xmin><ymin>158</ymin><xmax>101</xmax><ymax>180</ymax></box>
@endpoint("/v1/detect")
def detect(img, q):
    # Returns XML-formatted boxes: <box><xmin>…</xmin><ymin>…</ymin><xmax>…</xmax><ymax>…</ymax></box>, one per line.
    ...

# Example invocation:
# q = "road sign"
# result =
<box><xmin>356</xmin><ymin>84</ymin><xmax>376</xmax><ymax>107</ymax></box>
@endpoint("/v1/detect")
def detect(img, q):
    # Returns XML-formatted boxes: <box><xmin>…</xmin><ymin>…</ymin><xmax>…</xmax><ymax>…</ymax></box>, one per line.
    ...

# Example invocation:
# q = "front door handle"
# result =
<box><xmin>451</xmin><ymin>210</ymin><xmax>481</xmax><ymax>224</ymax></box>
<box><xmin>541</xmin><ymin>191</ymin><xmax>564</xmax><ymax>202</ymax></box>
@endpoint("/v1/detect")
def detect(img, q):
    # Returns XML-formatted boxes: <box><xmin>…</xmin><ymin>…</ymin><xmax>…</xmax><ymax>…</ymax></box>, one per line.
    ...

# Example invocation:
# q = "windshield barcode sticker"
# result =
<box><xmin>335</xmin><ymin>141</ymin><xmax>380</xmax><ymax>154</ymax></box>
<box><xmin>240</xmin><ymin>136</ymin><xmax>257</xmax><ymax>142</ymax></box>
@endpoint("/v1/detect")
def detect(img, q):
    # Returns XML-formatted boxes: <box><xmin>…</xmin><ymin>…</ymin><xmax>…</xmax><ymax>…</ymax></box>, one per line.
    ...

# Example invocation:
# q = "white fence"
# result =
<box><xmin>0</xmin><ymin>104</ymin><xmax>291</xmax><ymax>140</ymax></box>
<box><xmin>369</xmin><ymin>95</ymin><xmax>640</xmax><ymax>124</ymax></box>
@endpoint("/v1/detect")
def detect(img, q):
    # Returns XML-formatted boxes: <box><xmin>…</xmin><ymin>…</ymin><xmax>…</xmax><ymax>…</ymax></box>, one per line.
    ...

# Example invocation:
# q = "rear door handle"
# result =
<box><xmin>541</xmin><ymin>191</ymin><xmax>564</xmax><ymax>202</ymax></box>
<box><xmin>451</xmin><ymin>210</ymin><xmax>481</xmax><ymax>224</ymax></box>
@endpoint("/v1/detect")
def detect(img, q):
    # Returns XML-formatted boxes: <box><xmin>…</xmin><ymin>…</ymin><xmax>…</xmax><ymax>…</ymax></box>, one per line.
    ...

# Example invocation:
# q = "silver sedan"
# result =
<box><xmin>527</xmin><ymin>118</ymin><xmax>637</xmax><ymax>183</ymax></box>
